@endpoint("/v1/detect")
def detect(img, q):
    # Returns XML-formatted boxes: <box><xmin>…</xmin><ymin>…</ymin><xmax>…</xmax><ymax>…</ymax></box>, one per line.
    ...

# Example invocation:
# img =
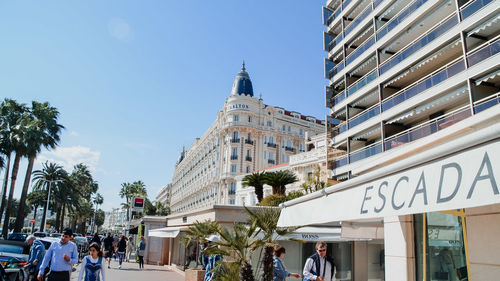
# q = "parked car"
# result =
<box><xmin>6</xmin><ymin>234</ymin><xmax>27</xmax><ymax>242</ymax></box>
<box><xmin>0</xmin><ymin>240</ymin><xmax>28</xmax><ymax>281</ymax></box>
<box><xmin>37</xmin><ymin>237</ymin><xmax>59</xmax><ymax>250</ymax></box>
<box><xmin>32</xmin><ymin>232</ymin><xmax>47</xmax><ymax>238</ymax></box>
<box><xmin>74</xmin><ymin>237</ymin><xmax>88</xmax><ymax>260</ymax></box>
<box><xmin>47</xmin><ymin>233</ymin><xmax>61</xmax><ymax>239</ymax></box>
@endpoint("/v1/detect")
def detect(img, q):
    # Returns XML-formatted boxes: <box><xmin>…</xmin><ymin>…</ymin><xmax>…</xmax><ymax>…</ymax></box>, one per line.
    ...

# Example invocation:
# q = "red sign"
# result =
<box><xmin>133</xmin><ymin>197</ymin><xmax>144</xmax><ymax>208</ymax></box>
<box><xmin>30</xmin><ymin>219</ymin><xmax>35</xmax><ymax>223</ymax></box>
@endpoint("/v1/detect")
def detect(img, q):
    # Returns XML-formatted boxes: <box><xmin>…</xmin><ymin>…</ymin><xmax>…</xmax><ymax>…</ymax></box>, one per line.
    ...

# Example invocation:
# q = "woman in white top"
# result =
<box><xmin>77</xmin><ymin>242</ymin><xmax>106</xmax><ymax>281</ymax></box>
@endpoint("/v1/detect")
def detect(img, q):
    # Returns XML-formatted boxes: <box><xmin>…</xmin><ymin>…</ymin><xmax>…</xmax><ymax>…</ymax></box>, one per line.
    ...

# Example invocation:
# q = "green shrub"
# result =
<box><xmin>258</xmin><ymin>191</ymin><xmax>304</xmax><ymax>206</ymax></box>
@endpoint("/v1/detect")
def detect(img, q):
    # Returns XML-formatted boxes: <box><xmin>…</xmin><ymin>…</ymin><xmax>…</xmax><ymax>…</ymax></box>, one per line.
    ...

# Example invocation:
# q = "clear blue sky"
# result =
<box><xmin>0</xmin><ymin>1</ymin><xmax>328</xmax><ymax>211</ymax></box>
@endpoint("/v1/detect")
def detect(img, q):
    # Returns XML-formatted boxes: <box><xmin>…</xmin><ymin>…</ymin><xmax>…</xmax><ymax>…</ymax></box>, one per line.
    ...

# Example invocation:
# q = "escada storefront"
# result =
<box><xmin>278</xmin><ymin>110</ymin><xmax>500</xmax><ymax>281</ymax></box>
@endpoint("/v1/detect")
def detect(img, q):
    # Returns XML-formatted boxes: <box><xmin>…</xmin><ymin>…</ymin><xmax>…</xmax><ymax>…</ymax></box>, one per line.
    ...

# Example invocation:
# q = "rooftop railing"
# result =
<box><xmin>384</xmin><ymin>106</ymin><xmax>471</xmax><ymax>150</ymax></box>
<box><xmin>379</xmin><ymin>14</ymin><xmax>458</xmax><ymax>75</ymax></box>
<box><xmin>382</xmin><ymin>58</ymin><xmax>465</xmax><ymax>111</ymax></box>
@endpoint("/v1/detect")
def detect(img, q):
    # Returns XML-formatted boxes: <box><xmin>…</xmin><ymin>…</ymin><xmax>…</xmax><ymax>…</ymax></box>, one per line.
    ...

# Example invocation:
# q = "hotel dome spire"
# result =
<box><xmin>230</xmin><ymin>61</ymin><xmax>254</xmax><ymax>97</ymax></box>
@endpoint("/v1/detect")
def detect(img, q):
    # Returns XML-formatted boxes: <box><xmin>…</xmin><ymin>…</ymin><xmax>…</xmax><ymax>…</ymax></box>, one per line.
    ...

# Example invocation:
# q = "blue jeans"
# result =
<box><xmin>118</xmin><ymin>252</ymin><xmax>125</xmax><ymax>266</ymax></box>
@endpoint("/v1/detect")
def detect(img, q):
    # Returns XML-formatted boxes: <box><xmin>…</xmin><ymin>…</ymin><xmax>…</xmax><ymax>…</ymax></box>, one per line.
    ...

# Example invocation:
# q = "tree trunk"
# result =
<box><xmin>60</xmin><ymin>203</ymin><xmax>66</xmax><ymax>231</ymax></box>
<box><xmin>240</xmin><ymin>261</ymin><xmax>255</xmax><ymax>281</ymax></box>
<box><xmin>31</xmin><ymin>205</ymin><xmax>38</xmax><ymax>233</ymax></box>
<box><xmin>14</xmin><ymin>156</ymin><xmax>35</xmax><ymax>232</ymax></box>
<box><xmin>40</xmin><ymin>182</ymin><xmax>51</xmax><ymax>232</ymax></box>
<box><xmin>262</xmin><ymin>245</ymin><xmax>274</xmax><ymax>281</ymax></box>
<box><xmin>0</xmin><ymin>153</ymin><xmax>11</xmax><ymax>226</ymax></box>
<box><xmin>55</xmin><ymin>205</ymin><xmax>61</xmax><ymax>232</ymax></box>
<box><xmin>2</xmin><ymin>153</ymin><xmax>21</xmax><ymax>238</ymax></box>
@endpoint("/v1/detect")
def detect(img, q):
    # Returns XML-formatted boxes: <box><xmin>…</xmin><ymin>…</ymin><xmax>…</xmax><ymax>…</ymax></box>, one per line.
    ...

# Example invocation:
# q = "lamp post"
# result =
<box><xmin>41</xmin><ymin>179</ymin><xmax>62</xmax><ymax>232</ymax></box>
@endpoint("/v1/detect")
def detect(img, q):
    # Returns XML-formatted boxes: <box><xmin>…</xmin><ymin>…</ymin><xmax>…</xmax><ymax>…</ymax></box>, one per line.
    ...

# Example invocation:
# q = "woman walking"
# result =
<box><xmin>137</xmin><ymin>236</ymin><xmax>146</xmax><ymax>269</ymax></box>
<box><xmin>117</xmin><ymin>236</ymin><xmax>127</xmax><ymax>269</ymax></box>
<box><xmin>77</xmin><ymin>242</ymin><xmax>106</xmax><ymax>281</ymax></box>
<box><xmin>126</xmin><ymin>236</ymin><xmax>134</xmax><ymax>262</ymax></box>
<box><xmin>273</xmin><ymin>245</ymin><xmax>300</xmax><ymax>281</ymax></box>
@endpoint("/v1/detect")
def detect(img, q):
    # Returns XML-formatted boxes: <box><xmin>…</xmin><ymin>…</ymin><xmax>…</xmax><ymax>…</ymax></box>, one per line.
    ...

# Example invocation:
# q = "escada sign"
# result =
<box><xmin>277</xmin><ymin>140</ymin><xmax>500</xmax><ymax>226</ymax></box>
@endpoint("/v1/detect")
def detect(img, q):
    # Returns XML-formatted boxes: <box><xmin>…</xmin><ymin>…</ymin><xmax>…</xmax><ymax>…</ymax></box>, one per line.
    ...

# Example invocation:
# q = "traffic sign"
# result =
<box><xmin>30</xmin><ymin>218</ymin><xmax>35</xmax><ymax>223</ymax></box>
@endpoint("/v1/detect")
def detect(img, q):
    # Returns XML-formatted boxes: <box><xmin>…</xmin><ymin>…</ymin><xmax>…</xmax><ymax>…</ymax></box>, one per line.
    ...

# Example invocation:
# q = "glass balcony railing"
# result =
<box><xmin>382</xmin><ymin>58</ymin><xmax>465</xmax><ymax>111</ymax></box>
<box><xmin>339</xmin><ymin>123</ymin><xmax>347</xmax><ymax>134</ymax></box>
<box><xmin>325</xmin><ymin>59</ymin><xmax>336</xmax><ymax>79</ymax></box>
<box><xmin>347</xmin><ymin>70</ymin><xmax>378</xmax><ymax>96</ymax></box>
<box><xmin>349</xmin><ymin>142</ymin><xmax>383</xmax><ymax>163</ymax></box>
<box><xmin>345</xmin><ymin>5</ymin><xmax>373</xmax><ymax>37</ymax></box>
<box><xmin>460</xmin><ymin>0</ymin><xmax>493</xmax><ymax>20</ymax></box>
<box><xmin>334</xmin><ymin>91</ymin><xmax>346</xmax><ymax>106</ymax></box>
<box><xmin>379</xmin><ymin>15</ymin><xmax>458</xmax><ymax>75</ymax></box>
<box><xmin>374</xmin><ymin>0</ymin><xmax>383</xmax><ymax>9</ymax></box>
<box><xmin>324</xmin><ymin>32</ymin><xmax>335</xmax><ymax>52</ymax></box>
<box><xmin>474</xmin><ymin>93</ymin><xmax>500</xmax><ymax>113</ymax></box>
<box><xmin>348</xmin><ymin>105</ymin><xmax>380</xmax><ymax>129</ymax></box>
<box><xmin>328</xmin><ymin>61</ymin><xmax>345</xmax><ymax>79</ymax></box>
<box><xmin>328</xmin><ymin>33</ymin><xmax>344</xmax><ymax>55</ymax></box>
<box><xmin>384</xmin><ymin>106</ymin><xmax>471</xmax><ymax>150</ymax></box>
<box><xmin>323</xmin><ymin>7</ymin><xmax>334</xmax><ymax>26</ymax></box>
<box><xmin>332</xmin><ymin>156</ymin><xmax>348</xmax><ymax>169</ymax></box>
<box><xmin>467</xmin><ymin>38</ymin><xmax>500</xmax><ymax>67</ymax></box>
<box><xmin>327</xmin><ymin>5</ymin><xmax>343</xmax><ymax>27</ymax></box>
<box><xmin>345</xmin><ymin>35</ymin><xmax>375</xmax><ymax>66</ymax></box>
<box><xmin>377</xmin><ymin>0</ymin><xmax>428</xmax><ymax>41</ymax></box>
<box><xmin>343</xmin><ymin>0</ymin><xmax>353</xmax><ymax>9</ymax></box>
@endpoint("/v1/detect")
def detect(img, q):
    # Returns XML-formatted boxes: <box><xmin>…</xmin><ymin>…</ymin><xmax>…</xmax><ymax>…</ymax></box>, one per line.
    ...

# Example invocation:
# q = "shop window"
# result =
<box><xmin>414</xmin><ymin>211</ymin><xmax>469</xmax><ymax>281</ymax></box>
<box><xmin>301</xmin><ymin>242</ymin><xmax>353</xmax><ymax>281</ymax></box>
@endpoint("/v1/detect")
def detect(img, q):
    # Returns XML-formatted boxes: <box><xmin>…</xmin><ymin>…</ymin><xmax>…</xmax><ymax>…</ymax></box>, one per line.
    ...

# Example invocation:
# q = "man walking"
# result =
<box><xmin>24</xmin><ymin>236</ymin><xmax>46</xmax><ymax>281</ymax></box>
<box><xmin>102</xmin><ymin>233</ymin><xmax>115</xmax><ymax>269</ymax></box>
<box><xmin>303</xmin><ymin>241</ymin><xmax>336</xmax><ymax>281</ymax></box>
<box><xmin>37</xmin><ymin>228</ymin><xmax>78</xmax><ymax>281</ymax></box>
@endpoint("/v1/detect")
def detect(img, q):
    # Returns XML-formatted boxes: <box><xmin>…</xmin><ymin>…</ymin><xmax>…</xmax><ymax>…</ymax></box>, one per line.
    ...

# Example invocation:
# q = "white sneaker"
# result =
<box><xmin>119</xmin><ymin>265</ymin><xmax>121</xmax><ymax>269</ymax></box>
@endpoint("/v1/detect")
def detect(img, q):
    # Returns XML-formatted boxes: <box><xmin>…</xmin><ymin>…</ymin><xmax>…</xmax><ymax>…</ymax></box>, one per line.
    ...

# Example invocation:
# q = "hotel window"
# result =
<box><xmin>229</xmin><ymin>182</ymin><xmax>236</xmax><ymax>195</ymax></box>
<box><xmin>414</xmin><ymin>211</ymin><xmax>469</xmax><ymax>281</ymax></box>
<box><xmin>299</xmin><ymin>143</ymin><xmax>304</xmax><ymax>152</ymax></box>
<box><xmin>246</xmin><ymin>166</ymin><xmax>251</xmax><ymax>173</ymax></box>
<box><xmin>229</xmin><ymin>199</ymin><xmax>235</xmax><ymax>205</ymax></box>
<box><xmin>267</xmin><ymin>121</ymin><xmax>272</xmax><ymax>126</ymax></box>
<box><xmin>248</xmin><ymin>116</ymin><xmax>252</xmax><ymax>122</ymax></box>
<box><xmin>286</xmin><ymin>155</ymin><xmax>290</xmax><ymax>162</ymax></box>
<box><xmin>281</xmin><ymin>154</ymin><xmax>285</xmax><ymax>163</ymax></box>
<box><xmin>281</xmin><ymin>140</ymin><xmax>285</xmax><ymax>148</ymax></box>
<box><xmin>282</xmin><ymin>125</ymin><xmax>286</xmax><ymax>131</ymax></box>
<box><xmin>300</xmin><ymin>129</ymin><xmax>304</xmax><ymax>135</ymax></box>
<box><xmin>288</xmin><ymin>126</ymin><xmax>291</xmax><ymax>132</ymax></box>
<box><xmin>264</xmin><ymin>151</ymin><xmax>267</xmax><ymax>159</ymax></box>
<box><xmin>232</xmin><ymin>147</ymin><xmax>238</xmax><ymax>157</ymax></box>
<box><xmin>231</xmin><ymin>165</ymin><xmax>237</xmax><ymax>173</ymax></box>
<box><xmin>234</xmin><ymin>114</ymin><xmax>239</xmax><ymax>122</ymax></box>
<box><xmin>264</xmin><ymin>136</ymin><xmax>267</xmax><ymax>144</ymax></box>
<box><xmin>269</xmin><ymin>136</ymin><xmax>275</xmax><ymax>144</ymax></box>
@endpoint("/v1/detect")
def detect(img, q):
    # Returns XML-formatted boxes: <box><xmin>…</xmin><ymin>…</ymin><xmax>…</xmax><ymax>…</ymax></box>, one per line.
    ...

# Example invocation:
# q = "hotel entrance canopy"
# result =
<box><xmin>278</xmin><ymin>112</ymin><xmax>500</xmax><ymax>228</ymax></box>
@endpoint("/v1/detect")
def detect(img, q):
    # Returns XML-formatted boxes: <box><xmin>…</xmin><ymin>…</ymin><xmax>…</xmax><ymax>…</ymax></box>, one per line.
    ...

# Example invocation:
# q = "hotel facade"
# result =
<box><xmin>277</xmin><ymin>0</ymin><xmax>500</xmax><ymax>281</ymax></box>
<box><xmin>169</xmin><ymin>64</ymin><xmax>325</xmax><ymax>214</ymax></box>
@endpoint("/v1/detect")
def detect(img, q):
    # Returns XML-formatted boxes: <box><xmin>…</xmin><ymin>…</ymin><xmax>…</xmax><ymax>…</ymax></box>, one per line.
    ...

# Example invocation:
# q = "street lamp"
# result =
<box><xmin>41</xmin><ymin>179</ymin><xmax>62</xmax><ymax>232</ymax></box>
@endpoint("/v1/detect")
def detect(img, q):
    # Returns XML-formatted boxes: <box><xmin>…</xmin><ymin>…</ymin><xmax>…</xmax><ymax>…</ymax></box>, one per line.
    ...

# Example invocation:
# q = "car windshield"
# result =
<box><xmin>0</xmin><ymin>245</ymin><xmax>24</xmax><ymax>254</ymax></box>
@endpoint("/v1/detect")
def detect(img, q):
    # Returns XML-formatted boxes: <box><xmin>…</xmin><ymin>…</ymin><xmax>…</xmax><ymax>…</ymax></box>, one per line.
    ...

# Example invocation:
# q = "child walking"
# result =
<box><xmin>77</xmin><ymin>242</ymin><xmax>106</xmax><ymax>281</ymax></box>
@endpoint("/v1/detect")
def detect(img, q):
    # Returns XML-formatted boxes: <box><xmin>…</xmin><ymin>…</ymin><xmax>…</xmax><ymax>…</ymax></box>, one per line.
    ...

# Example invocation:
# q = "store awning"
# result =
<box><xmin>277</xmin><ymin>126</ymin><xmax>500</xmax><ymax>227</ymax></box>
<box><xmin>257</xmin><ymin>226</ymin><xmax>368</xmax><ymax>242</ymax></box>
<box><xmin>148</xmin><ymin>227</ymin><xmax>182</xmax><ymax>238</ymax></box>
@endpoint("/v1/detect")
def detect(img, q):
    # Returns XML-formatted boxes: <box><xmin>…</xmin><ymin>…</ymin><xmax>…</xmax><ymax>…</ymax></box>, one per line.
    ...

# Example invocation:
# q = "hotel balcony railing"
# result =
<box><xmin>344</xmin><ymin>5</ymin><xmax>373</xmax><ymax>37</ymax></box>
<box><xmin>230</xmin><ymin>155</ymin><xmax>238</xmax><ymax>160</ymax></box>
<box><xmin>379</xmin><ymin>14</ymin><xmax>458</xmax><ymax>75</ymax></box>
<box><xmin>467</xmin><ymin>38</ymin><xmax>500</xmax><ymax>67</ymax></box>
<box><xmin>245</xmin><ymin>156</ymin><xmax>253</xmax><ymax>162</ymax></box>
<box><xmin>343</xmin><ymin>0</ymin><xmax>353</xmax><ymax>10</ymax></box>
<box><xmin>345</xmin><ymin>35</ymin><xmax>375</xmax><ymax>66</ymax></box>
<box><xmin>268</xmin><ymin>159</ymin><xmax>276</xmax><ymax>164</ymax></box>
<box><xmin>382</xmin><ymin>58</ymin><xmax>465</xmax><ymax>111</ymax></box>
<box><xmin>339</xmin><ymin>122</ymin><xmax>347</xmax><ymax>134</ymax></box>
<box><xmin>325</xmin><ymin>5</ymin><xmax>342</xmax><ymax>27</ymax></box>
<box><xmin>474</xmin><ymin>92</ymin><xmax>500</xmax><ymax>114</ymax></box>
<box><xmin>373</xmin><ymin>0</ymin><xmax>383</xmax><ymax>9</ymax></box>
<box><xmin>376</xmin><ymin>0</ymin><xmax>428</xmax><ymax>41</ymax></box>
<box><xmin>349</xmin><ymin>141</ymin><xmax>383</xmax><ymax>164</ymax></box>
<box><xmin>347</xmin><ymin>69</ymin><xmax>378</xmax><ymax>96</ymax></box>
<box><xmin>267</xmin><ymin>143</ymin><xmax>277</xmax><ymax>148</ymax></box>
<box><xmin>384</xmin><ymin>106</ymin><xmax>471</xmax><ymax>150</ymax></box>
<box><xmin>333</xmin><ymin>90</ymin><xmax>346</xmax><ymax>107</ymax></box>
<box><xmin>285</xmin><ymin>147</ymin><xmax>295</xmax><ymax>152</ymax></box>
<box><xmin>231</xmin><ymin>138</ymin><xmax>240</xmax><ymax>143</ymax></box>
<box><xmin>332</xmin><ymin>155</ymin><xmax>348</xmax><ymax>169</ymax></box>
<box><xmin>245</xmin><ymin>139</ymin><xmax>254</xmax><ymax>145</ymax></box>
<box><xmin>348</xmin><ymin>104</ymin><xmax>380</xmax><ymax>129</ymax></box>
<box><xmin>460</xmin><ymin>0</ymin><xmax>494</xmax><ymax>20</ymax></box>
<box><xmin>228</xmin><ymin>189</ymin><xmax>236</xmax><ymax>195</ymax></box>
<box><xmin>328</xmin><ymin>34</ymin><xmax>345</xmax><ymax>57</ymax></box>
<box><xmin>328</xmin><ymin>61</ymin><xmax>345</xmax><ymax>80</ymax></box>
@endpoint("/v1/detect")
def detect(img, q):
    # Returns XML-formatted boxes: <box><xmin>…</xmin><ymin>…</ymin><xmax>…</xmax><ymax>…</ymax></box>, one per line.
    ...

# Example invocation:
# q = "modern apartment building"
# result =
<box><xmin>169</xmin><ymin>64</ymin><xmax>325</xmax><ymax>214</ymax></box>
<box><xmin>156</xmin><ymin>184</ymin><xmax>172</xmax><ymax>206</ymax></box>
<box><xmin>275</xmin><ymin>1</ymin><xmax>499</xmax><ymax>281</ymax></box>
<box><xmin>102</xmin><ymin>208</ymin><xmax>128</xmax><ymax>232</ymax></box>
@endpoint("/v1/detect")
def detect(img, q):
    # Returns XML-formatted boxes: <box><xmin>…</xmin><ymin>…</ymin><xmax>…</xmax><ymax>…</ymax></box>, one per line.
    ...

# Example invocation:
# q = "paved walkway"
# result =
<box><xmin>70</xmin><ymin>258</ymin><xmax>184</xmax><ymax>281</ymax></box>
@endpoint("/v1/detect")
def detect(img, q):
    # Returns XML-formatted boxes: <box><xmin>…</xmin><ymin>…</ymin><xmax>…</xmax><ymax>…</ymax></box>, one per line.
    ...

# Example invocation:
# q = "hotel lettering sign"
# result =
<box><xmin>277</xmin><ymin>140</ymin><xmax>500</xmax><ymax>226</ymax></box>
<box><xmin>227</xmin><ymin>104</ymin><xmax>249</xmax><ymax>111</ymax></box>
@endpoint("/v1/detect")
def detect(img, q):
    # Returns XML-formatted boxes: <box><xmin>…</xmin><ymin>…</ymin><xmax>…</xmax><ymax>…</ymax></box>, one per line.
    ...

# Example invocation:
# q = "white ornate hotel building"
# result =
<box><xmin>169</xmin><ymin>64</ymin><xmax>325</xmax><ymax>214</ymax></box>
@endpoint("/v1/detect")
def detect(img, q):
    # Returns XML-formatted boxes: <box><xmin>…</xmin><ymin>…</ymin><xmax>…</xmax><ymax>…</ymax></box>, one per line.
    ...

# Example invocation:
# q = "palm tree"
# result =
<box><xmin>14</xmin><ymin>101</ymin><xmax>64</xmax><ymax>232</ymax></box>
<box><xmin>242</xmin><ymin>172</ymin><xmax>268</xmax><ymax>203</ymax></box>
<box><xmin>31</xmin><ymin>162</ymin><xmax>67</xmax><ymax>232</ymax></box>
<box><xmin>120</xmin><ymin>181</ymin><xmax>148</xmax><ymax>220</ymax></box>
<box><xmin>27</xmin><ymin>190</ymin><xmax>46</xmax><ymax>232</ymax></box>
<box><xmin>245</xmin><ymin>206</ymin><xmax>298</xmax><ymax>281</ymax></box>
<box><xmin>264</xmin><ymin>170</ymin><xmax>298</xmax><ymax>195</ymax></box>
<box><xmin>0</xmin><ymin>99</ymin><xmax>28</xmax><ymax>238</ymax></box>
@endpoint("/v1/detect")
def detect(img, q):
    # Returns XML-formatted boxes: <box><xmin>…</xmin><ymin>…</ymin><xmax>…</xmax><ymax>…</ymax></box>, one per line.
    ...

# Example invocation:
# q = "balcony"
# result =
<box><xmin>285</xmin><ymin>147</ymin><xmax>295</xmax><ymax>152</ymax></box>
<box><xmin>384</xmin><ymin>106</ymin><xmax>472</xmax><ymax>150</ymax></box>
<box><xmin>474</xmin><ymin>92</ymin><xmax>500</xmax><ymax>113</ymax></box>
<box><xmin>230</xmin><ymin>155</ymin><xmax>238</xmax><ymax>160</ymax></box>
<box><xmin>267</xmin><ymin>143</ymin><xmax>277</xmax><ymax>148</ymax></box>
<box><xmin>245</xmin><ymin>139</ymin><xmax>254</xmax><ymax>145</ymax></box>
<box><xmin>245</xmin><ymin>156</ymin><xmax>253</xmax><ymax>162</ymax></box>
<box><xmin>348</xmin><ymin>105</ymin><xmax>380</xmax><ymax>129</ymax></box>
<box><xmin>382</xmin><ymin>58</ymin><xmax>465</xmax><ymax>111</ymax></box>
<box><xmin>377</xmin><ymin>0</ymin><xmax>428</xmax><ymax>41</ymax></box>
<box><xmin>231</xmin><ymin>138</ymin><xmax>240</xmax><ymax>143</ymax></box>
<box><xmin>347</xmin><ymin>70</ymin><xmax>378</xmax><ymax>97</ymax></box>
<box><xmin>467</xmin><ymin>38</ymin><xmax>500</xmax><ymax>67</ymax></box>
<box><xmin>332</xmin><ymin>156</ymin><xmax>348</xmax><ymax>169</ymax></box>
<box><xmin>344</xmin><ymin>5</ymin><xmax>373</xmax><ymax>37</ymax></box>
<box><xmin>346</xmin><ymin>35</ymin><xmax>375</xmax><ymax>67</ymax></box>
<box><xmin>268</xmin><ymin>159</ymin><xmax>276</xmax><ymax>165</ymax></box>
<box><xmin>328</xmin><ymin>61</ymin><xmax>345</xmax><ymax>80</ymax></box>
<box><xmin>460</xmin><ymin>0</ymin><xmax>494</xmax><ymax>20</ymax></box>
<box><xmin>379</xmin><ymin>14</ymin><xmax>458</xmax><ymax>75</ymax></box>
<box><xmin>324</xmin><ymin>5</ymin><xmax>342</xmax><ymax>27</ymax></box>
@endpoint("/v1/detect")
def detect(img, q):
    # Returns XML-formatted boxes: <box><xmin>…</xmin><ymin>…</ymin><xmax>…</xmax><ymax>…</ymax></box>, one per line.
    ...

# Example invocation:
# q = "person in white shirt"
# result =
<box><xmin>303</xmin><ymin>241</ymin><xmax>336</xmax><ymax>281</ymax></box>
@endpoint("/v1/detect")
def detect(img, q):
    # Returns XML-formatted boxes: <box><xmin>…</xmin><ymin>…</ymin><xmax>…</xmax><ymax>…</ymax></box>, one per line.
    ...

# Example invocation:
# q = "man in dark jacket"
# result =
<box><xmin>302</xmin><ymin>241</ymin><xmax>336</xmax><ymax>281</ymax></box>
